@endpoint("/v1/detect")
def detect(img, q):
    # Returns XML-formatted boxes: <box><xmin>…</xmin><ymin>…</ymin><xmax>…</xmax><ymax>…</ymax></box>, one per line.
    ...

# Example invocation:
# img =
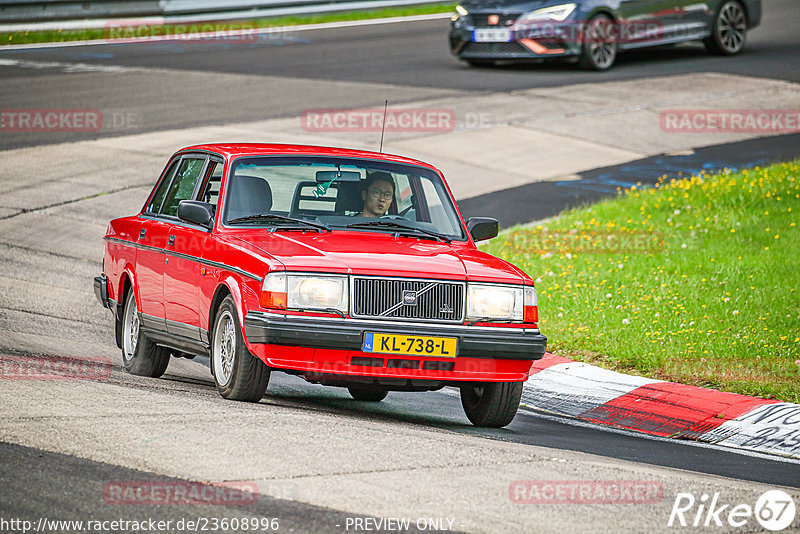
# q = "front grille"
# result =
<box><xmin>471</xmin><ymin>13</ymin><xmax>521</xmax><ymax>27</ymax></box>
<box><xmin>351</xmin><ymin>277</ymin><xmax>465</xmax><ymax>323</ymax></box>
<box><xmin>462</xmin><ymin>41</ymin><xmax>529</xmax><ymax>55</ymax></box>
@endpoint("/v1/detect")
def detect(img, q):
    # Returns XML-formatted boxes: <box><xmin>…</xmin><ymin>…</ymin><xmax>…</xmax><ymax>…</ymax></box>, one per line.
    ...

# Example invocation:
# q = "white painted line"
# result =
<box><xmin>0</xmin><ymin>58</ymin><xmax>139</xmax><ymax>73</ymax></box>
<box><xmin>0</xmin><ymin>13</ymin><xmax>453</xmax><ymax>51</ymax></box>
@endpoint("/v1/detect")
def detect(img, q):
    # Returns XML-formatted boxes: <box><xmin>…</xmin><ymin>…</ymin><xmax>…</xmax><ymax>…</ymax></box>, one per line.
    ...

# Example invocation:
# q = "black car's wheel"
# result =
<box><xmin>705</xmin><ymin>0</ymin><xmax>747</xmax><ymax>55</ymax></box>
<box><xmin>460</xmin><ymin>381</ymin><xmax>523</xmax><ymax>427</ymax></box>
<box><xmin>579</xmin><ymin>14</ymin><xmax>618</xmax><ymax>71</ymax></box>
<box><xmin>211</xmin><ymin>296</ymin><xmax>270</xmax><ymax>402</ymax></box>
<box><xmin>347</xmin><ymin>387</ymin><xmax>388</xmax><ymax>402</ymax></box>
<box><xmin>121</xmin><ymin>290</ymin><xmax>170</xmax><ymax>377</ymax></box>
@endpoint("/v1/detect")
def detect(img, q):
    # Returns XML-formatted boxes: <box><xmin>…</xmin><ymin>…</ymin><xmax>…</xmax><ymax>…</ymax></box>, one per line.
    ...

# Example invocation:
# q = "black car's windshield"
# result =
<box><xmin>223</xmin><ymin>156</ymin><xmax>467</xmax><ymax>240</ymax></box>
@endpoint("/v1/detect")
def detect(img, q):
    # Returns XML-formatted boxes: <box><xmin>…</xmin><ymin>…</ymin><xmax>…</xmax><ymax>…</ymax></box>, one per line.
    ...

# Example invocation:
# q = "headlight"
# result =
<box><xmin>520</xmin><ymin>3</ymin><xmax>576</xmax><ymax>21</ymax></box>
<box><xmin>260</xmin><ymin>273</ymin><xmax>348</xmax><ymax>314</ymax></box>
<box><xmin>452</xmin><ymin>4</ymin><xmax>469</xmax><ymax>21</ymax></box>
<box><xmin>466</xmin><ymin>283</ymin><xmax>523</xmax><ymax>321</ymax></box>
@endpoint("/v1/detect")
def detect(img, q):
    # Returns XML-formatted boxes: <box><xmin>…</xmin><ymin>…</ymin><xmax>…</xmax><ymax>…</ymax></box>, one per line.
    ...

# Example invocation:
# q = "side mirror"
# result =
<box><xmin>467</xmin><ymin>217</ymin><xmax>499</xmax><ymax>242</ymax></box>
<box><xmin>178</xmin><ymin>200</ymin><xmax>214</xmax><ymax>229</ymax></box>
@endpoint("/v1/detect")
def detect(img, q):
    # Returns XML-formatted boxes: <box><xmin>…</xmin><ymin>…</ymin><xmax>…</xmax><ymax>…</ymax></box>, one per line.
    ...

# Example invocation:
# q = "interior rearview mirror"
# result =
<box><xmin>316</xmin><ymin>170</ymin><xmax>362</xmax><ymax>182</ymax></box>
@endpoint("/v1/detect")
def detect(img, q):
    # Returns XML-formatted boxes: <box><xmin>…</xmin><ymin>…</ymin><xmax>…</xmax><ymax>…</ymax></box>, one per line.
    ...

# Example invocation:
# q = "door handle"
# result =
<box><xmin>168</xmin><ymin>235</ymin><xmax>175</xmax><ymax>246</ymax></box>
<box><xmin>139</xmin><ymin>229</ymin><xmax>146</xmax><ymax>239</ymax></box>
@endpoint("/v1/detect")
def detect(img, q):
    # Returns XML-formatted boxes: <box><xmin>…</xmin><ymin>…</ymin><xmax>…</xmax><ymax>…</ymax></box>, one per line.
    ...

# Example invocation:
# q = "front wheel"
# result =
<box><xmin>211</xmin><ymin>296</ymin><xmax>270</xmax><ymax>402</ymax></box>
<box><xmin>704</xmin><ymin>1</ymin><xmax>747</xmax><ymax>55</ymax></box>
<box><xmin>121</xmin><ymin>290</ymin><xmax>170</xmax><ymax>377</ymax></box>
<box><xmin>578</xmin><ymin>14</ymin><xmax>618</xmax><ymax>71</ymax></box>
<box><xmin>347</xmin><ymin>387</ymin><xmax>388</xmax><ymax>402</ymax></box>
<box><xmin>460</xmin><ymin>381</ymin><xmax>523</xmax><ymax>427</ymax></box>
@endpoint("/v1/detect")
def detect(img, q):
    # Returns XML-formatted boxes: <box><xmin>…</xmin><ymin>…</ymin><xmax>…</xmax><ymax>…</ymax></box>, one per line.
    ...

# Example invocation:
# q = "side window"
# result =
<box><xmin>146</xmin><ymin>160</ymin><xmax>179</xmax><ymax>214</ymax></box>
<box><xmin>159</xmin><ymin>158</ymin><xmax>206</xmax><ymax>217</ymax></box>
<box><xmin>199</xmin><ymin>161</ymin><xmax>223</xmax><ymax>208</ymax></box>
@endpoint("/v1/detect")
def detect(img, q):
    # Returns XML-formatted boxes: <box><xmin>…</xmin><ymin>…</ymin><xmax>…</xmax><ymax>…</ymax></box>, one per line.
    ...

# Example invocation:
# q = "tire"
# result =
<box><xmin>704</xmin><ymin>1</ymin><xmax>747</xmax><ymax>55</ymax></box>
<box><xmin>460</xmin><ymin>381</ymin><xmax>523</xmax><ymax>428</ymax></box>
<box><xmin>578</xmin><ymin>14</ymin><xmax>618</xmax><ymax>71</ymax></box>
<box><xmin>211</xmin><ymin>296</ymin><xmax>270</xmax><ymax>402</ymax></box>
<box><xmin>347</xmin><ymin>387</ymin><xmax>388</xmax><ymax>402</ymax></box>
<box><xmin>121</xmin><ymin>290</ymin><xmax>170</xmax><ymax>378</ymax></box>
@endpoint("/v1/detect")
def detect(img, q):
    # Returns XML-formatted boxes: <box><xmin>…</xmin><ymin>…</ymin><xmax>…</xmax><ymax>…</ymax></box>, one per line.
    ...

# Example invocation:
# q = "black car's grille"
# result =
<box><xmin>462</xmin><ymin>41</ymin><xmax>529</xmax><ymax>55</ymax></box>
<box><xmin>471</xmin><ymin>13</ymin><xmax>521</xmax><ymax>27</ymax></box>
<box><xmin>351</xmin><ymin>277</ymin><xmax>465</xmax><ymax>323</ymax></box>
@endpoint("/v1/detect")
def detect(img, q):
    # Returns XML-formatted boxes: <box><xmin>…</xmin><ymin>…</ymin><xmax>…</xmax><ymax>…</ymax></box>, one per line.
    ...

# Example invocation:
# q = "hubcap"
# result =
<box><xmin>213</xmin><ymin>310</ymin><xmax>236</xmax><ymax>387</ymax></box>
<box><xmin>588</xmin><ymin>18</ymin><xmax>617</xmax><ymax>69</ymax></box>
<box><xmin>123</xmin><ymin>293</ymin><xmax>139</xmax><ymax>361</ymax></box>
<box><xmin>717</xmin><ymin>2</ymin><xmax>746</xmax><ymax>53</ymax></box>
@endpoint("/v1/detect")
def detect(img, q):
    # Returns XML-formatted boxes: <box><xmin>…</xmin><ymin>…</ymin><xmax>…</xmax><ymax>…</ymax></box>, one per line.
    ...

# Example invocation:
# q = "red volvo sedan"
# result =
<box><xmin>94</xmin><ymin>144</ymin><xmax>546</xmax><ymax>427</ymax></box>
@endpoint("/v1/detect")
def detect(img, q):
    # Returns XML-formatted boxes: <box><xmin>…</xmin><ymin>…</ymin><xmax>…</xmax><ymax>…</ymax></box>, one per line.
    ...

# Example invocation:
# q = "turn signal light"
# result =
<box><xmin>524</xmin><ymin>286</ymin><xmax>538</xmax><ymax>324</ymax></box>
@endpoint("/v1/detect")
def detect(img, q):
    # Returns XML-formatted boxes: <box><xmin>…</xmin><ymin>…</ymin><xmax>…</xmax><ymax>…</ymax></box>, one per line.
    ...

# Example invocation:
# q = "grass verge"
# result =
<box><xmin>1</xmin><ymin>3</ymin><xmax>455</xmax><ymax>46</ymax></box>
<box><xmin>481</xmin><ymin>161</ymin><xmax>800</xmax><ymax>403</ymax></box>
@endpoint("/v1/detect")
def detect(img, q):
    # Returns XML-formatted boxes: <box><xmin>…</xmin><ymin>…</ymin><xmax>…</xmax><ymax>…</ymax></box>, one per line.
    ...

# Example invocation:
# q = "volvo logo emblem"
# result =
<box><xmin>402</xmin><ymin>290</ymin><xmax>418</xmax><ymax>306</ymax></box>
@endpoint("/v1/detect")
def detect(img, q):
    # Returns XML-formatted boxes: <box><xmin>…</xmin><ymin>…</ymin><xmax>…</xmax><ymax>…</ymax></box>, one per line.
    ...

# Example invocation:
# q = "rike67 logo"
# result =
<box><xmin>668</xmin><ymin>490</ymin><xmax>796</xmax><ymax>531</ymax></box>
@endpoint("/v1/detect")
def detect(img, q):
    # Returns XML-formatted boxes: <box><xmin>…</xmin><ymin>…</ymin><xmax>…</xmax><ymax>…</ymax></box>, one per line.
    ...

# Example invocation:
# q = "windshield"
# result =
<box><xmin>222</xmin><ymin>156</ymin><xmax>467</xmax><ymax>240</ymax></box>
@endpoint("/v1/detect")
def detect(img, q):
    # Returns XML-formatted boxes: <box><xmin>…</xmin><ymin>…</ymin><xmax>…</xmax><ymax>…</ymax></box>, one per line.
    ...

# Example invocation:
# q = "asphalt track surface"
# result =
<box><xmin>0</xmin><ymin>0</ymin><xmax>798</xmax><ymax>150</ymax></box>
<box><xmin>1</xmin><ymin>2</ymin><xmax>800</xmax><ymax>531</ymax></box>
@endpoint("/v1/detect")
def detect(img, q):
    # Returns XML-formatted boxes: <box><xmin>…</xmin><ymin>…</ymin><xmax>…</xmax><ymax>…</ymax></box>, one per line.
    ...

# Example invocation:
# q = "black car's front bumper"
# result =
<box><xmin>449</xmin><ymin>20</ymin><xmax>580</xmax><ymax>61</ymax></box>
<box><xmin>244</xmin><ymin>311</ymin><xmax>547</xmax><ymax>361</ymax></box>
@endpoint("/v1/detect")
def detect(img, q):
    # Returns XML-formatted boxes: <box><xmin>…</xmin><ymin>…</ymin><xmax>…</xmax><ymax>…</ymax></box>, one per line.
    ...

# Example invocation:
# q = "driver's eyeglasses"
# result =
<box><xmin>368</xmin><ymin>189</ymin><xmax>393</xmax><ymax>200</ymax></box>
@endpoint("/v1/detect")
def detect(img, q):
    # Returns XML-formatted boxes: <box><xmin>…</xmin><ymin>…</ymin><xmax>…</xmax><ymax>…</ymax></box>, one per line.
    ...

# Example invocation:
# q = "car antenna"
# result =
<box><xmin>379</xmin><ymin>100</ymin><xmax>388</xmax><ymax>153</ymax></box>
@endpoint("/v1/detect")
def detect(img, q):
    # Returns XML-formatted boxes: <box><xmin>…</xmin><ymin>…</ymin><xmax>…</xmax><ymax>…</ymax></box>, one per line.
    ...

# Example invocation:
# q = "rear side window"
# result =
<box><xmin>159</xmin><ymin>158</ymin><xmax>206</xmax><ymax>217</ymax></box>
<box><xmin>146</xmin><ymin>160</ymin><xmax>179</xmax><ymax>214</ymax></box>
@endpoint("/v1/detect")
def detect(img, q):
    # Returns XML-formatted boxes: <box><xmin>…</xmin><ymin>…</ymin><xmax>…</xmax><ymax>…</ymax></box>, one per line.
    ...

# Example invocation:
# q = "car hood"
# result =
<box><xmin>231</xmin><ymin>230</ymin><xmax>528</xmax><ymax>283</ymax></box>
<box><xmin>460</xmin><ymin>0</ymin><xmax>559</xmax><ymax>13</ymax></box>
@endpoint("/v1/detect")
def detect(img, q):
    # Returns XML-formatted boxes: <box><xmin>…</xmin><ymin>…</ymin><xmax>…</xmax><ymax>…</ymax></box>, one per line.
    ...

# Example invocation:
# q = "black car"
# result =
<box><xmin>449</xmin><ymin>0</ymin><xmax>762</xmax><ymax>70</ymax></box>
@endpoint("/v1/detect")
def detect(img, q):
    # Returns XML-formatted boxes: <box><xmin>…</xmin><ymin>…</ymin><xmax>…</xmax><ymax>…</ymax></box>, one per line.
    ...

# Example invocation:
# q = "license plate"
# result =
<box><xmin>363</xmin><ymin>332</ymin><xmax>457</xmax><ymax>358</ymax></box>
<box><xmin>472</xmin><ymin>28</ymin><xmax>512</xmax><ymax>42</ymax></box>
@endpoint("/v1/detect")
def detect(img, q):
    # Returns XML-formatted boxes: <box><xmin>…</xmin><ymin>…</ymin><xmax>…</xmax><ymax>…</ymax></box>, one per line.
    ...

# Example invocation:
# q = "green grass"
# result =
<box><xmin>1</xmin><ymin>3</ymin><xmax>455</xmax><ymax>45</ymax></box>
<box><xmin>481</xmin><ymin>161</ymin><xmax>800</xmax><ymax>403</ymax></box>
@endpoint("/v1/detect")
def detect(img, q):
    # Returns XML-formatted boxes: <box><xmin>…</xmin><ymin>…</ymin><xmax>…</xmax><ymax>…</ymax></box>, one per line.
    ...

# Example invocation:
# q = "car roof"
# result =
<box><xmin>176</xmin><ymin>143</ymin><xmax>439</xmax><ymax>171</ymax></box>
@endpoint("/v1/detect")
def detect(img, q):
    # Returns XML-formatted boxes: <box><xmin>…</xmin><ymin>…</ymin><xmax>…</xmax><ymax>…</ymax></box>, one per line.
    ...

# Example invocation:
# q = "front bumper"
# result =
<box><xmin>94</xmin><ymin>275</ymin><xmax>110</xmax><ymax>308</ymax></box>
<box><xmin>449</xmin><ymin>22</ymin><xmax>580</xmax><ymax>61</ymax></box>
<box><xmin>244</xmin><ymin>311</ymin><xmax>547</xmax><ymax>361</ymax></box>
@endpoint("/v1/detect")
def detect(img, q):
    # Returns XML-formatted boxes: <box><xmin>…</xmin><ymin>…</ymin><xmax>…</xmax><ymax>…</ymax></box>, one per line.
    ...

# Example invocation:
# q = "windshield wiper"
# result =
<box><xmin>346</xmin><ymin>221</ymin><xmax>451</xmax><ymax>243</ymax></box>
<box><xmin>228</xmin><ymin>214</ymin><xmax>330</xmax><ymax>232</ymax></box>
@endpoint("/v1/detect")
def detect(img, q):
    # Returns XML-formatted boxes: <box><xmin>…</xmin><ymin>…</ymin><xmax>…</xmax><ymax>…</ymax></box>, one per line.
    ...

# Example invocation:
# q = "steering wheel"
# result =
<box><xmin>380</xmin><ymin>214</ymin><xmax>407</xmax><ymax>220</ymax></box>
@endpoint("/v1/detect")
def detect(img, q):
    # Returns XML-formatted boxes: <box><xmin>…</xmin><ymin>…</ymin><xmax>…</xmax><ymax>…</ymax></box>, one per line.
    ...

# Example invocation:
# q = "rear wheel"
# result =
<box><xmin>347</xmin><ymin>387</ymin><xmax>388</xmax><ymax>402</ymax></box>
<box><xmin>704</xmin><ymin>1</ymin><xmax>747</xmax><ymax>55</ymax></box>
<box><xmin>211</xmin><ymin>296</ymin><xmax>270</xmax><ymax>402</ymax></box>
<box><xmin>121</xmin><ymin>290</ymin><xmax>170</xmax><ymax>377</ymax></box>
<box><xmin>460</xmin><ymin>381</ymin><xmax>523</xmax><ymax>427</ymax></box>
<box><xmin>578</xmin><ymin>14</ymin><xmax>618</xmax><ymax>71</ymax></box>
